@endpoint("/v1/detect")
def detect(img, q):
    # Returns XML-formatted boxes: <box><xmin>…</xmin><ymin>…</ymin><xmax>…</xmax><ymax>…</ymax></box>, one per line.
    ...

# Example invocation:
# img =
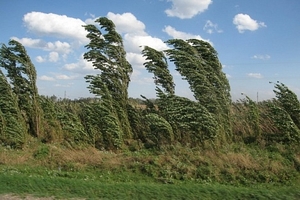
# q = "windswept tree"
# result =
<box><xmin>164</xmin><ymin>39</ymin><xmax>232</xmax><ymax>138</ymax></box>
<box><xmin>267</xmin><ymin>82</ymin><xmax>300</xmax><ymax>143</ymax></box>
<box><xmin>142</xmin><ymin>46</ymin><xmax>175</xmax><ymax>95</ymax></box>
<box><xmin>83</xmin><ymin>17</ymin><xmax>133</xmax><ymax>148</ymax></box>
<box><xmin>0</xmin><ymin>69</ymin><xmax>27</xmax><ymax>147</ymax></box>
<box><xmin>273</xmin><ymin>82</ymin><xmax>300</xmax><ymax>129</ymax></box>
<box><xmin>141</xmin><ymin>41</ymin><xmax>221</xmax><ymax>145</ymax></box>
<box><xmin>0</xmin><ymin>40</ymin><xmax>42</xmax><ymax>138</ymax></box>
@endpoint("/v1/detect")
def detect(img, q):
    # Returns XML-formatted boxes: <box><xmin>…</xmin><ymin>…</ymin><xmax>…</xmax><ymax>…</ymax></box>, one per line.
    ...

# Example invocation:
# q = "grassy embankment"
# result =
<box><xmin>0</xmin><ymin>140</ymin><xmax>299</xmax><ymax>199</ymax></box>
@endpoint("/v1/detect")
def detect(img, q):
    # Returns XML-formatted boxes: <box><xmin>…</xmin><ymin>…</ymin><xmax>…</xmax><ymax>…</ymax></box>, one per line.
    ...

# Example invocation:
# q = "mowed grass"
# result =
<box><xmin>0</xmin><ymin>166</ymin><xmax>300</xmax><ymax>199</ymax></box>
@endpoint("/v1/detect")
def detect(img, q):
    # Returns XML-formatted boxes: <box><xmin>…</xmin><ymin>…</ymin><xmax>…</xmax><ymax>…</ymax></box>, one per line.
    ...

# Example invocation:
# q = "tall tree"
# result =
<box><xmin>141</xmin><ymin>42</ymin><xmax>220</xmax><ymax>145</ymax></box>
<box><xmin>0</xmin><ymin>69</ymin><xmax>27</xmax><ymax>147</ymax></box>
<box><xmin>83</xmin><ymin>17</ymin><xmax>133</xmax><ymax>148</ymax></box>
<box><xmin>164</xmin><ymin>39</ymin><xmax>232</xmax><ymax>138</ymax></box>
<box><xmin>0</xmin><ymin>40</ymin><xmax>42</xmax><ymax>138</ymax></box>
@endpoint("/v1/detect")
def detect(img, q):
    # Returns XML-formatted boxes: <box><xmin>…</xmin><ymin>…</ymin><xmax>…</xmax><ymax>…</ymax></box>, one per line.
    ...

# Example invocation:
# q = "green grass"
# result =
<box><xmin>1</xmin><ymin>166</ymin><xmax>300</xmax><ymax>199</ymax></box>
<box><xmin>0</xmin><ymin>141</ymin><xmax>299</xmax><ymax>199</ymax></box>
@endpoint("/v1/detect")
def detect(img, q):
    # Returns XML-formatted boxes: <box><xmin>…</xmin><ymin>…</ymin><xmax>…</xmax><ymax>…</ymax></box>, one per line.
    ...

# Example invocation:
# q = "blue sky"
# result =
<box><xmin>1</xmin><ymin>0</ymin><xmax>300</xmax><ymax>101</ymax></box>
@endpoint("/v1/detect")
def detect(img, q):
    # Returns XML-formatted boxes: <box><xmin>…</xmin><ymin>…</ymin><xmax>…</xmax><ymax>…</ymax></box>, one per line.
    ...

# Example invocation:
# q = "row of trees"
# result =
<box><xmin>0</xmin><ymin>17</ymin><xmax>299</xmax><ymax>149</ymax></box>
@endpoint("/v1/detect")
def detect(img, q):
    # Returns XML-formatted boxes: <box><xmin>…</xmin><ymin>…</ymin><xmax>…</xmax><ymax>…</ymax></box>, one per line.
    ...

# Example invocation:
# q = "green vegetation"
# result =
<box><xmin>0</xmin><ymin>17</ymin><xmax>299</xmax><ymax>199</ymax></box>
<box><xmin>0</xmin><ymin>142</ymin><xmax>299</xmax><ymax>199</ymax></box>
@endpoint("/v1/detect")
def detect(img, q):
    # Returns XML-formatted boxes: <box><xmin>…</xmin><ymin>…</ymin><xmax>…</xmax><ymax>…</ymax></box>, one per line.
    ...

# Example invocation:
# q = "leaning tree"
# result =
<box><xmin>83</xmin><ymin>17</ymin><xmax>133</xmax><ymax>149</ymax></box>
<box><xmin>0</xmin><ymin>40</ymin><xmax>42</xmax><ymax>138</ymax></box>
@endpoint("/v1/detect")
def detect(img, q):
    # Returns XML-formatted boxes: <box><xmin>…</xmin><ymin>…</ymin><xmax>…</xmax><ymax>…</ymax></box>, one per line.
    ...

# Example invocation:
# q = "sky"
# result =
<box><xmin>1</xmin><ymin>0</ymin><xmax>300</xmax><ymax>101</ymax></box>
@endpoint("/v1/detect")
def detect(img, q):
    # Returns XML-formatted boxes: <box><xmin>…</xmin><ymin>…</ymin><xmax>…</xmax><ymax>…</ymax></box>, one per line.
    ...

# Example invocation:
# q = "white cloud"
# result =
<box><xmin>11</xmin><ymin>37</ymin><xmax>72</xmax><ymax>55</ymax></box>
<box><xmin>233</xmin><ymin>14</ymin><xmax>266</xmax><ymax>33</ymax></box>
<box><xmin>124</xmin><ymin>34</ymin><xmax>168</xmax><ymax>53</ymax></box>
<box><xmin>45</xmin><ymin>41</ymin><xmax>71</xmax><ymax>54</ymax></box>
<box><xmin>163</xmin><ymin>25</ymin><xmax>211</xmax><ymax>43</ymax></box>
<box><xmin>252</xmin><ymin>54</ymin><xmax>271</xmax><ymax>60</ymax></box>
<box><xmin>105</xmin><ymin>12</ymin><xmax>168</xmax><ymax>54</ymax></box>
<box><xmin>10</xmin><ymin>37</ymin><xmax>44</xmax><ymax>48</ymax></box>
<box><xmin>23</xmin><ymin>12</ymin><xmax>88</xmax><ymax>44</ymax></box>
<box><xmin>54</xmin><ymin>83</ymin><xmax>74</xmax><ymax>88</ymax></box>
<box><xmin>39</xmin><ymin>75</ymin><xmax>55</xmax><ymax>81</ymax></box>
<box><xmin>63</xmin><ymin>54</ymin><xmax>95</xmax><ymax>74</ymax></box>
<box><xmin>203</xmin><ymin>20</ymin><xmax>223</xmax><ymax>34</ymax></box>
<box><xmin>35</xmin><ymin>56</ymin><xmax>46</xmax><ymax>63</ymax></box>
<box><xmin>107</xmin><ymin>12</ymin><xmax>146</xmax><ymax>35</ymax></box>
<box><xmin>165</xmin><ymin>0</ymin><xmax>212</xmax><ymax>19</ymax></box>
<box><xmin>248</xmin><ymin>73</ymin><xmax>263</xmax><ymax>79</ymax></box>
<box><xmin>48</xmin><ymin>51</ymin><xmax>59</xmax><ymax>62</ymax></box>
<box><xmin>126</xmin><ymin>52</ymin><xmax>146</xmax><ymax>69</ymax></box>
<box><xmin>55</xmin><ymin>74</ymin><xmax>77</xmax><ymax>80</ymax></box>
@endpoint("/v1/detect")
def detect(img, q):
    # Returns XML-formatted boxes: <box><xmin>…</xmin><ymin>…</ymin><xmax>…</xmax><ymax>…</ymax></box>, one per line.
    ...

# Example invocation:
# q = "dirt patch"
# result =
<box><xmin>0</xmin><ymin>194</ymin><xmax>54</xmax><ymax>200</ymax></box>
<box><xmin>0</xmin><ymin>194</ymin><xmax>85</xmax><ymax>200</ymax></box>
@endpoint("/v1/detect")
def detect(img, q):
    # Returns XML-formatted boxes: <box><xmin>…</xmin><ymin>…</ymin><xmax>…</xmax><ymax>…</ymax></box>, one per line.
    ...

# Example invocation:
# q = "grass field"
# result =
<box><xmin>0</xmin><ymin>141</ymin><xmax>299</xmax><ymax>199</ymax></box>
<box><xmin>1</xmin><ymin>165</ymin><xmax>300</xmax><ymax>199</ymax></box>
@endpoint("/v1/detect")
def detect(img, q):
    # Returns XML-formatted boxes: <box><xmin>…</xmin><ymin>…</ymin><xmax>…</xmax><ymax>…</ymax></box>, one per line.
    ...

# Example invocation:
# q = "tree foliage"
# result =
<box><xmin>0</xmin><ymin>19</ymin><xmax>299</xmax><ymax>151</ymax></box>
<box><xmin>164</xmin><ymin>39</ymin><xmax>231</xmax><ymax>137</ymax></box>
<box><xmin>141</xmin><ymin>39</ymin><xmax>230</xmax><ymax>146</ymax></box>
<box><xmin>83</xmin><ymin>17</ymin><xmax>133</xmax><ymax>148</ymax></box>
<box><xmin>0</xmin><ymin>40</ymin><xmax>42</xmax><ymax>138</ymax></box>
<box><xmin>0</xmin><ymin>69</ymin><xmax>26</xmax><ymax>147</ymax></box>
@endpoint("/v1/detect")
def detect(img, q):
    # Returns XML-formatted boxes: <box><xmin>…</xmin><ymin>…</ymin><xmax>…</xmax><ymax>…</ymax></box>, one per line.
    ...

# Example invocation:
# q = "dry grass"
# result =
<box><xmin>0</xmin><ymin>140</ymin><xmax>298</xmax><ymax>185</ymax></box>
<box><xmin>0</xmin><ymin>149</ymin><xmax>32</xmax><ymax>165</ymax></box>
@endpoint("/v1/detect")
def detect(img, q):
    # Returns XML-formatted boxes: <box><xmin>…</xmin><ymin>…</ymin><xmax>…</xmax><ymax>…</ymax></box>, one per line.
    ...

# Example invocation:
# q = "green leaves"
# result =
<box><xmin>0</xmin><ymin>40</ymin><xmax>41</xmax><ymax>138</ymax></box>
<box><xmin>267</xmin><ymin>82</ymin><xmax>300</xmax><ymax>143</ymax></box>
<box><xmin>142</xmin><ymin>39</ymin><xmax>231</xmax><ymax>145</ymax></box>
<box><xmin>142</xmin><ymin>46</ymin><xmax>175</xmax><ymax>95</ymax></box>
<box><xmin>145</xmin><ymin>113</ymin><xmax>174</xmax><ymax>147</ymax></box>
<box><xmin>0</xmin><ymin>69</ymin><xmax>26</xmax><ymax>147</ymax></box>
<box><xmin>83</xmin><ymin>17</ymin><xmax>133</xmax><ymax>148</ymax></box>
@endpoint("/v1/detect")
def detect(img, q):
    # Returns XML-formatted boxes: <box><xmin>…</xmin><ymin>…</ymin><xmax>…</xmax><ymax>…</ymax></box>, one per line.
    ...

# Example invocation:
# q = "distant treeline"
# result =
<box><xmin>0</xmin><ymin>17</ymin><xmax>299</xmax><ymax>150</ymax></box>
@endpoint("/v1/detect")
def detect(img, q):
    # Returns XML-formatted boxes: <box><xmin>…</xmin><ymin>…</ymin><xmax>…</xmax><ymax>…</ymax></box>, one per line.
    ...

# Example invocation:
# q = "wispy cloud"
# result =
<box><xmin>39</xmin><ymin>75</ymin><xmax>55</xmax><ymax>81</ymax></box>
<box><xmin>252</xmin><ymin>54</ymin><xmax>271</xmax><ymax>60</ymax></box>
<box><xmin>203</xmin><ymin>20</ymin><xmax>223</xmax><ymax>34</ymax></box>
<box><xmin>11</xmin><ymin>37</ymin><xmax>72</xmax><ymax>56</ymax></box>
<box><xmin>247</xmin><ymin>73</ymin><xmax>263</xmax><ymax>79</ymax></box>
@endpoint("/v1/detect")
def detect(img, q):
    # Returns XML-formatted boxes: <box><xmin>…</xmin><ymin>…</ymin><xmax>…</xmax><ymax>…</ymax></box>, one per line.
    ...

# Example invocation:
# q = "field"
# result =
<box><xmin>0</xmin><ymin>141</ymin><xmax>299</xmax><ymax>199</ymax></box>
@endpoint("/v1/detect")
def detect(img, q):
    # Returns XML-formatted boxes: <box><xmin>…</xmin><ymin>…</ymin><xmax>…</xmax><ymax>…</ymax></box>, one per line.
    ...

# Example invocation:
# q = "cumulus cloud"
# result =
<box><xmin>23</xmin><ymin>12</ymin><xmax>88</xmax><ymax>44</ymax></box>
<box><xmin>105</xmin><ymin>12</ymin><xmax>168</xmax><ymax>54</ymax></box>
<box><xmin>107</xmin><ymin>12</ymin><xmax>146</xmax><ymax>35</ymax></box>
<box><xmin>252</xmin><ymin>54</ymin><xmax>271</xmax><ymax>60</ymax></box>
<box><xmin>203</xmin><ymin>20</ymin><xmax>223</xmax><ymax>34</ymax></box>
<box><xmin>35</xmin><ymin>56</ymin><xmax>46</xmax><ymax>63</ymax></box>
<box><xmin>233</xmin><ymin>14</ymin><xmax>266</xmax><ymax>33</ymax></box>
<box><xmin>124</xmin><ymin>34</ymin><xmax>168</xmax><ymax>53</ymax></box>
<box><xmin>165</xmin><ymin>0</ymin><xmax>212</xmax><ymax>19</ymax></box>
<box><xmin>48</xmin><ymin>52</ymin><xmax>59</xmax><ymax>62</ymax></box>
<box><xmin>248</xmin><ymin>73</ymin><xmax>263</xmax><ymax>79</ymax></box>
<box><xmin>163</xmin><ymin>25</ymin><xmax>211</xmax><ymax>43</ymax></box>
<box><xmin>126</xmin><ymin>52</ymin><xmax>146</xmax><ymax>69</ymax></box>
